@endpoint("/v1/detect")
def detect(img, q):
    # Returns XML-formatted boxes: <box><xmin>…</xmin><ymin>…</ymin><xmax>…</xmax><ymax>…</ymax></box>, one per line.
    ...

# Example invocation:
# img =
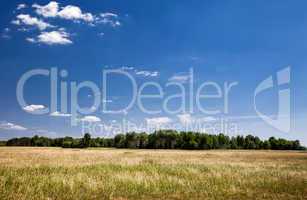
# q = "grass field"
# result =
<box><xmin>0</xmin><ymin>147</ymin><xmax>306</xmax><ymax>200</ymax></box>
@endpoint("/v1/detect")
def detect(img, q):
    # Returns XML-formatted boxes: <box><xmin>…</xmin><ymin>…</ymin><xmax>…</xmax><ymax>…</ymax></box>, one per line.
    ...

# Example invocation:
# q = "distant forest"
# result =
<box><xmin>3</xmin><ymin>130</ymin><xmax>306</xmax><ymax>150</ymax></box>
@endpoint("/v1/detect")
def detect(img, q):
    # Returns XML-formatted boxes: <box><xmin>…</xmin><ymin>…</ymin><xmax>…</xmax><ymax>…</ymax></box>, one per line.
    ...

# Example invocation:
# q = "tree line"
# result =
<box><xmin>4</xmin><ymin>130</ymin><xmax>306</xmax><ymax>150</ymax></box>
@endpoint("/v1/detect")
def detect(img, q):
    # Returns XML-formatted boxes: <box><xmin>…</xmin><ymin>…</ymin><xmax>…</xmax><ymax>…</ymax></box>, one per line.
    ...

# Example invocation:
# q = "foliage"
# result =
<box><xmin>5</xmin><ymin>131</ymin><xmax>306</xmax><ymax>150</ymax></box>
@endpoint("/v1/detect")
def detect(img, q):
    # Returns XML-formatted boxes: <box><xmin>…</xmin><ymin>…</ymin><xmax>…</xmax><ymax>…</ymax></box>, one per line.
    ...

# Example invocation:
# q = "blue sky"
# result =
<box><xmin>1</xmin><ymin>0</ymin><xmax>307</xmax><ymax>145</ymax></box>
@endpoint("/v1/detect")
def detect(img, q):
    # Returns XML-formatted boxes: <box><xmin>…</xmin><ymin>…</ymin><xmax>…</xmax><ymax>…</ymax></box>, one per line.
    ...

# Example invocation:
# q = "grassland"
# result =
<box><xmin>0</xmin><ymin>147</ymin><xmax>306</xmax><ymax>200</ymax></box>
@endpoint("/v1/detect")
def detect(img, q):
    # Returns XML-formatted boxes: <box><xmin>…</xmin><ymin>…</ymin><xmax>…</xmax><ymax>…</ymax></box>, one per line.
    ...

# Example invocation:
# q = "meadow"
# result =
<box><xmin>0</xmin><ymin>147</ymin><xmax>306</xmax><ymax>200</ymax></box>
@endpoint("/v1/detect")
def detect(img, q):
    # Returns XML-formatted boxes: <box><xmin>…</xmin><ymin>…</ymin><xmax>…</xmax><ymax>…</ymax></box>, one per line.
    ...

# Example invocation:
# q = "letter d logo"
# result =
<box><xmin>254</xmin><ymin>67</ymin><xmax>291</xmax><ymax>132</ymax></box>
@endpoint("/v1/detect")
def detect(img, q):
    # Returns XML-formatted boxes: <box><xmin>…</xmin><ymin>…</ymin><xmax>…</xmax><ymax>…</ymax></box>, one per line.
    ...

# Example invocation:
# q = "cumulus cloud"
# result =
<box><xmin>23</xmin><ymin>104</ymin><xmax>46</xmax><ymax>112</ymax></box>
<box><xmin>57</xmin><ymin>5</ymin><xmax>94</xmax><ymax>22</ymax></box>
<box><xmin>12</xmin><ymin>14</ymin><xmax>54</xmax><ymax>30</ymax></box>
<box><xmin>33</xmin><ymin>1</ymin><xmax>94</xmax><ymax>23</ymax></box>
<box><xmin>17</xmin><ymin>4</ymin><xmax>27</xmax><ymax>10</ymax></box>
<box><xmin>10</xmin><ymin>2</ymin><xmax>122</xmax><ymax>45</ymax></box>
<box><xmin>33</xmin><ymin>1</ymin><xmax>59</xmax><ymax>17</ymax></box>
<box><xmin>28</xmin><ymin>30</ymin><xmax>72</xmax><ymax>45</ymax></box>
<box><xmin>31</xmin><ymin>2</ymin><xmax>121</xmax><ymax>25</ymax></box>
<box><xmin>146</xmin><ymin>117</ymin><xmax>172</xmax><ymax>126</ymax></box>
<box><xmin>50</xmin><ymin>111</ymin><xmax>72</xmax><ymax>117</ymax></box>
<box><xmin>0</xmin><ymin>122</ymin><xmax>27</xmax><ymax>131</ymax></box>
<box><xmin>80</xmin><ymin>116</ymin><xmax>101</xmax><ymax>123</ymax></box>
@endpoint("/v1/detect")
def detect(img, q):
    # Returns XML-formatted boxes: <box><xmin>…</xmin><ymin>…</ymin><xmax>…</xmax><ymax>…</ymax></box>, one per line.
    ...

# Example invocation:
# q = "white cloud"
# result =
<box><xmin>135</xmin><ymin>70</ymin><xmax>159</xmax><ymax>77</ymax></box>
<box><xmin>177</xmin><ymin>114</ymin><xmax>217</xmax><ymax>124</ymax></box>
<box><xmin>58</xmin><ymin>5</ymin><xmax>94</xmax><ymax>22</ymax></box>
<box><xmin>199</xmin><ymin>116</ymin><xmax>217</xmax><ymax>122</ymax></box>
<box><xmin>11</xmin><ymin>2</ymin><xmax>121</xmax><ymax>45</ymax></box>
<box><xmin>97</xmin><ymin>13</ymin><xmax>121</xmax><ymax>27</ymax></box>
<box><xmin>0</xmin><ymin>122</ymin><xmax>27</xmax><ymax>131</ymax></box>
<box><xmin>119</xmin><ymin>66</ymin><xmax>159</xmax><ymax>77</ymax></box>
<box><xmin>80</xmin><ymin>116</ymin><xmax>101</xmax><ymax>123</ymax></box>
<box><xmin>50</xmin><ymin>111</ymin><xmax>71</xmax><ymax>117</ymax></box>
<box><xmin>146</xmin><ymin>117</ymin><xmax>172</xmax><ymax>126</ymax></box>
<box><xmin>23</xmin><ymin>104</ymin><xmax>46</xmax><ymax>112</ymax></box>
<box><xmin>33</xmin><ymin>1</ymin><xmax>59</xmax><ymax>17</ymax></box>
<box><xmin>177</xmin><ymin>114</ymin><xmax>193</xmax><ymax>124</ymax></box>
<box><xmin>17</xmin><ymin>4</ymin><xmax>27</xmax><ymax>10</ymax></box>
<box><xmin>29</xmin><ymin>30</ymin><xmax>73</xmax><ymax>45</ymax></box>
<box><xmin>100</xmin><ymin>12</ymin><xmax>118</xmax><ymax>18</ymax></box>
<box><xmin>26</xmin><ymin>37</ymin><xmax>36</xmax><ymax>43</ymax></box>
<box><xmin>98</xmin><ymin>19</ymin><xmax>121</xmax><ymax>27</ymax></box>
<box><xmin>12</xmin><ymin>14</ymin><xmax>54</xmax><ymax>30</ymax></box>
<box><xmin>33</xmin><ymin>1</ymin><xmax>94</xmax><ymax>22</ymax></box>
<box><xmin>169</xmin><ymin>73</ymin><xmax>191</xmax><ymax>83</ymax></box>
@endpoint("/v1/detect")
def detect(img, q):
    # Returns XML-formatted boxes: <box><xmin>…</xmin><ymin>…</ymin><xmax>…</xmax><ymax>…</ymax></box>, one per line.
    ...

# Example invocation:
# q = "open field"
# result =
<box><xmin>0</xmin><ymin>147</ymin><xmax>306</xmax><ymax>200</ymax></box>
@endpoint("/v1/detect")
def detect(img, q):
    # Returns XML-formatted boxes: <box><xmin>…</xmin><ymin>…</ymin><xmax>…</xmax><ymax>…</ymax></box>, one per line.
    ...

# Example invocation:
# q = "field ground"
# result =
<box><xmin>0</xmin><ymin>147</ymin><xmax>306</xmax><ymax>200</ymax></box>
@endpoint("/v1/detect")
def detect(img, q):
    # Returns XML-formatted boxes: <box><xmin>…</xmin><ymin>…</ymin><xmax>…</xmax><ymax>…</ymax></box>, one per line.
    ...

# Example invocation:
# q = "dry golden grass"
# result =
<box><xmin>0</xmin><ymin>147</ymin><xmax>306</xmax><ymax>200</ymax></box>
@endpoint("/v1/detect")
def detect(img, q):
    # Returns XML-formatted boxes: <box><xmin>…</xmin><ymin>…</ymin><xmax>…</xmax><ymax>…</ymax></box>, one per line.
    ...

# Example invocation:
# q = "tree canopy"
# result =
<box><xmin>5</xmin><ymin>130</ymin><xmax>306</xmax><ymax>150</ymax></box>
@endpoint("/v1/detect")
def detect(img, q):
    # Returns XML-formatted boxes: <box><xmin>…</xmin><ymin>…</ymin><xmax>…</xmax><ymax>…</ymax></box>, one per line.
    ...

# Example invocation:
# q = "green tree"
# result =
<box><xmin>139</xmin><ymin>132</ymin><xmax>149</xmax><ymax>148</ymax></box>
<box><xmin>114</xmin><ymin>134</ymin><xmax>126</xmax><ymax>148</ymax></box>
<box><xmin>82</xmin><ymin>133</ymin><xmax>91</xmax><ymax>148</ymax></box>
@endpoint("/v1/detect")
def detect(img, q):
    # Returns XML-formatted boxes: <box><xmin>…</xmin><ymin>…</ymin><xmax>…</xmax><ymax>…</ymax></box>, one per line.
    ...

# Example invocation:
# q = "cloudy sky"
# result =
<box><xmin>1</xmin><ymin>0</ymin><xmax>307</xmax><ymax>145</ymax></box>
